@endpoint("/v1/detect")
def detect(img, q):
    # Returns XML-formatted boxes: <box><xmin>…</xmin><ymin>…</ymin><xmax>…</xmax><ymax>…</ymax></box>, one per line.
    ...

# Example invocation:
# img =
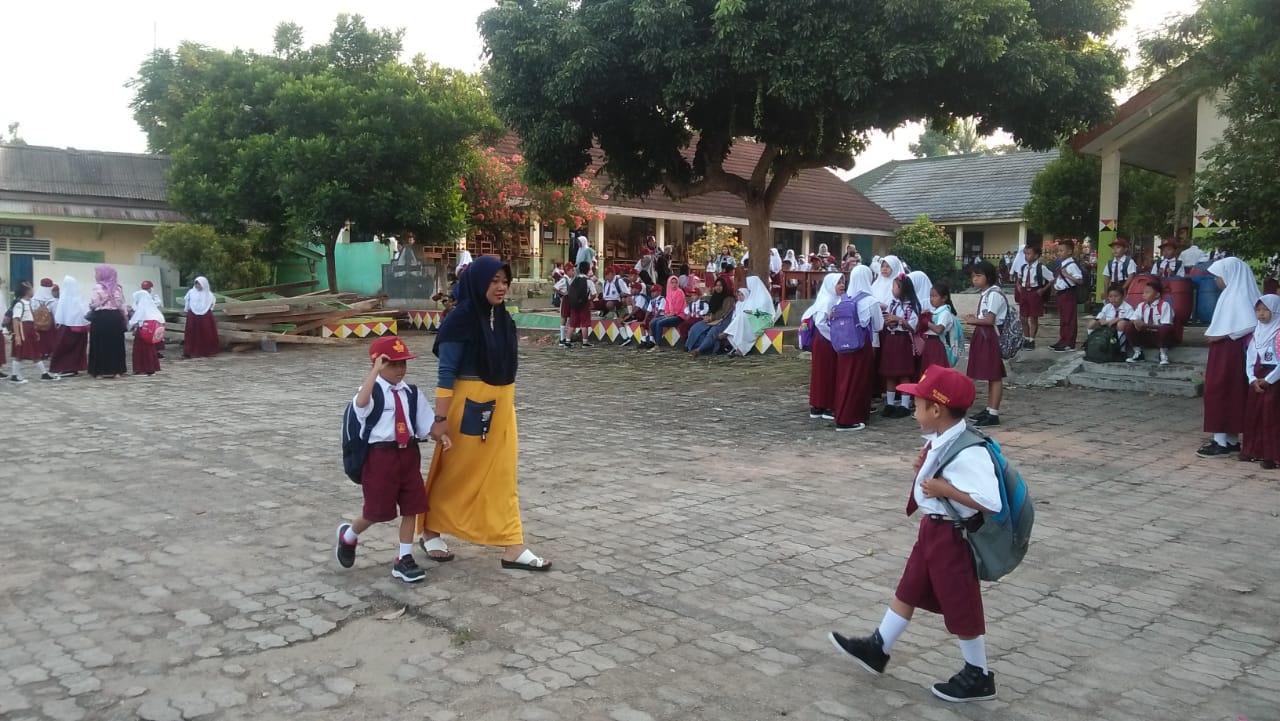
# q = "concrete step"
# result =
<box><xmin>1077</xmin><ymin>359</ymin><xmax>1203</xmax><ymax>381</ymax></box>
<box><xmin>1068</xmin><ymin>371</ymin><xmax>1203</xmax><ymax>398</ymax></box>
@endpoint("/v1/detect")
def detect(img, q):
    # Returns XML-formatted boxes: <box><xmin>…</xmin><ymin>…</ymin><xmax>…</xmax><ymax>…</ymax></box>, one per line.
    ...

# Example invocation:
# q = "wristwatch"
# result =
<box><xmin>433</xmin><ymin>415</ymin><xmax>448</xmax><ymax>424</ymax></box>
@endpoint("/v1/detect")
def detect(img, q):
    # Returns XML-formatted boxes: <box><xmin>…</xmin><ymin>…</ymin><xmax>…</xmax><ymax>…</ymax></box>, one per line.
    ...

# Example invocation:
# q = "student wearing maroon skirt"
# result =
<box><xmin>805</xmin><ymin>273</ymin><xmax>845</xmax><ymax>420</ymax></box>
<box><xmin>964</xmin><ymin>262</ymin><xmax>1007</xmax><ymax>427</ymax></box>
<box><xmin>1014</xmin><ymin>246</ymin><xmax>1053</xmax><ymax>350</ymax></box>
<box><xmin>832</xmin><ymin>266</ymin><xmax>883</xmax><ymax>431</ymax></box>
<box><xmin>879</xmin><ymin>275</ymin><xmax>922</xmax><ymax>418</ymax></box>
<box><xmin>8</xmin><ymin>281</ymin><xmax>57</xmax><ymax>383</ymax></box>
<box><xmin>129</xmin><ymin>290</ymin><xmax>164</xmax><ymax>375</ymax></box>
<box><xmin>49</xmin><ymin>275</ymin><xmax>90</xmax><ymax>376</ymax></box>
<box><xmin>182</xmin><ymin>276</ymin><xmax>221</xmax><ymax>358</ymax></box>
<box><xmin>31</xmin><ymin>278</ymin><xmax>58</xmax><ymax>360</ymax></box>
<box><xmin>1198</xmin><ymin>258</ymin><xmax>1261</xmax><ymax>458</ymax></box>
<box><xmin>829</xmin><ymin>367</ymin><xmax>1002</xmax><ymax>703</ymax></box>
<box><xmin>1241</xmin><ymin>295</ymin><xmax>1280</xmax><ymax>469</ymax></box>
<box><xmin>920</xmin><ymin>282</ymin><xmax>958</xmax><ymax>372</ymax></box>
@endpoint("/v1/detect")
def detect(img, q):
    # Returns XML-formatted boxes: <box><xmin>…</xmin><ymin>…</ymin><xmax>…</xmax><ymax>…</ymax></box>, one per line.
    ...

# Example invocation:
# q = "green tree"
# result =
<box><xmin>909</xmin><ymin>119</ymin><xmax>989</xmax><ymax>158</ymax></box>
<box><xmin>1023</xmin><ymin>147</ymin><xmax>1176</xmax><ymax>241</ymax></box>
<box><xmin>129</xmin><ymin>15</ymin><xmax>499</xmax><ymax>291</ymax></box>
<box><xmin>1137</xmin><ymin>0</ymin><xmax>1280</xmax><ymax>257</ymax></box>
<box><xmin>479</xmin><ymin>0</ymin><xmax>1127</xmax><ymax>281</ymax></box>
<box><xmin>148</xmin><ymin>223</ymin><xmax>273</xmax><ymax>290</ymax></box>
<box><xmin>3</xmin><ymin>122</ymin><xmax>25</xmax><ymax>145</ymax></box>
<box><xmin>892</xmin><ymin>216</ymin><xmax>957</xmax><ymax>287</ymax></box>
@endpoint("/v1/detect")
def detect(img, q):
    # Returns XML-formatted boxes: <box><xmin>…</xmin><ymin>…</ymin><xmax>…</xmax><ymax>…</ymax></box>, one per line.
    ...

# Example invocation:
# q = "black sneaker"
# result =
<box><xmin>894</xmin><ymin>405</ymin><xmax>913</xmax><ymax>418</ymax></box>
<box><xmin>392</xmin><ymin>554</ymin><xmax>426</xmax><ymax>583</ymax></box>
<box><xmin>334</xmin><ymin>524</ymin><xmax>357</xmax><ymax>569</ymax></box>
<box><xmin>969</xmin><ymin>409</ymin><xmax>990</xmax><ymax>421</ymax></box>
<box><xmin>558</xmin><ymin>339</ymin><xmax>571</xmax><ymax>348</ymax></box>
<box><xmin>8</xmin><ymin>376</ymin><xmax>27</xmax><ymax>384</ymax></box>
<box><xmin>835</xmin><ymin>423</ymin><xmax>866</xmax><ymax>432</ymax></box>
<box><xmin>1227</xmin><ymin>443</ymin><xmax>1242</xmax><ymax>454</ymax></box>
<box><xmin>619</xmin><ymin>337</ymin><xmax>634</xmax><ymax>347</ymax></box>
<box><xmin>809</xmin><ymin>406</ymin><xmax>824</xmax><ymax>419</ymax></box>
<box><xmin>41</xmin><ymin>373</ymin><xmax>59</xmax><ymax>381</ymax></box>
<box><xmin>828</xmin><ymin>630</ymin><xmax>889</xmax><ymax>675</ymax></box>
<box><xmin>881</xmin><ymin>405</ymin><xmax>896</xmax><ymax>419</ymax></box>
<box><xmin>974</xmin><ymin>414</ymin><xmax>1001</xmax><ymax>427</ymax></box>
<box><xmin>1023</xmin><ymin>340</ymin><xmax>1036</xmax><ymax>350</ymax></box>
<box><xmin>1050</xmin><ymin>344</ymin><xmax>1073</xmax><ymax>352</ymax></box>
<box><xmin>1196</xmin><ymin>442</ymin><xmax>1232</xmax><ymax>458</ymax></box>
<box><xmin>931</xmin><ymin>662</ymin><xmax>996</xmax><ymax>703</ymax></box>
<box><xmin>580</xmin><ymin>341</ymin><xmax>594</xmax><ymax>348</ymax></box>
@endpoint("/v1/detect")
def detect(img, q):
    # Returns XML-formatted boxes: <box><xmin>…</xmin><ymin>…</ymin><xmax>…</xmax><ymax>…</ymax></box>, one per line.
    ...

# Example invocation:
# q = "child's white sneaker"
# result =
<box><xmin>1159</xmin><ymin>350</ymin><xmax>1170</xmax><ymax>366</ymax></box>
<box><xmin>1126</xmin><ymin>348</ymin><xmax>1144</xmax><ymax>364</ymax></box>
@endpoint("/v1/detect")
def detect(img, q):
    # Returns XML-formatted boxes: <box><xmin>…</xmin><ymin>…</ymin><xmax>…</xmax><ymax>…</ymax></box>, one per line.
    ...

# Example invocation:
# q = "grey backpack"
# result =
<box><xmin>934</xmin><ymin>428</ymin><xmax>1034</xmax><ymax>582</ymax></box>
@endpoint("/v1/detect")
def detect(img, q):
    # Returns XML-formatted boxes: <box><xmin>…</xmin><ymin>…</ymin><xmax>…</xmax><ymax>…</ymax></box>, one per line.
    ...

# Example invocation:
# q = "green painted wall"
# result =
<box><xmin>335</xmin><ymin>242</ymin><xmax>391</xmax><ymax>295</ymax></box>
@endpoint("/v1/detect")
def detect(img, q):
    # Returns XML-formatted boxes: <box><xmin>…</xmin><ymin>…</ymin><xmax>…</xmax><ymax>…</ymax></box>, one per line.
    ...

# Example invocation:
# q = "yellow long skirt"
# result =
<box><xmin>417</xmin><ymin>380</ymin><xmax>523</xmax><ymax>546</ymax></box>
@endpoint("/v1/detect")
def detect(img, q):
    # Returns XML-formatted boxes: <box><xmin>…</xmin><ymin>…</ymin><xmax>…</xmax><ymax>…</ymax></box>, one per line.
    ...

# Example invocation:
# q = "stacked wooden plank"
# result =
<box><xmin>165</xmin><ymin>288</ymin><xmax>394</xmax><ymax>349</ymax></box>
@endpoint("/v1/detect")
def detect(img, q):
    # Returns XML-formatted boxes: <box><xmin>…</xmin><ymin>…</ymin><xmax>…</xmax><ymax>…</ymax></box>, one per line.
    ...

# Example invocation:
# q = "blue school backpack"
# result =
<box><xmin>829</xmin><ymin>291</ymin><xmax>872</xmax><ymax>353</ymax></box>
<box><xmin>935</xmin><ymin>428</ymin><xmax>1034</xmax><ymax>582</ymax></box>
<box><xmin>341</xmin><ymin>384</ymin><xmax>420</xmax><ymax>484</ymax></box>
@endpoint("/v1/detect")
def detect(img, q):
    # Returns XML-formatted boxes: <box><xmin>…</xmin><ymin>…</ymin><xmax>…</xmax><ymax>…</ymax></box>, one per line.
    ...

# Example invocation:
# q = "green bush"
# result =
<box><xmin>149</xmin><ymin>223</ymin><xmax>273</xmax><ymax>290</ymax></box>
<box><xmin>891</xmin><ymin>216</ymin><xmax>958</xmax><ymax>286</ymax></box>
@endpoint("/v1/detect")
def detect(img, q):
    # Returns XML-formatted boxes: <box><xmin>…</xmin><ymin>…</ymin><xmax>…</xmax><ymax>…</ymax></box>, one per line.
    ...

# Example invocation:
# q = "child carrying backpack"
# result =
<box><xmin>7</xmin><ymin>281</ymin><xmax>56</xmax><ymax>383</ymax></box>
<box><xmin>828</xmin><ymin>366</ymin><xmax>1033</xmax><ymax>704</ymax></box>
<box><xmin>830</xmin><ymin>266</ymin><xmax>885</xmax><ymax>431</ymax></box>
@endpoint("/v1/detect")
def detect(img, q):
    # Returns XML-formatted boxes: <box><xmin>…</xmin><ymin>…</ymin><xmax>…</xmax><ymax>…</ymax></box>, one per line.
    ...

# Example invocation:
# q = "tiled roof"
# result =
<box><xmin>848</xmin><ymin>149</ymin><xmax>1060</xmax><ymax>224</ymax></box>
<box><xmin>491</xmin><ymin>134</ymin><xmax>899</xmax><ymax>234</ymax></box>
<box><xmin>0</xmin><ymin>144</ymin><xmax>171</xmax><ymax>203</ymax></box>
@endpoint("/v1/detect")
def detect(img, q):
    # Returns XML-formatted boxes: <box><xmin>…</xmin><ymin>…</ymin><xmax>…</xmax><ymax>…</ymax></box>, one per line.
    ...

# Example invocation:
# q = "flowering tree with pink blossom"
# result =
<box><xmin>459</xmin><ymin>147</ymin><xmax>603</xmax><ymax>260</ymax></box>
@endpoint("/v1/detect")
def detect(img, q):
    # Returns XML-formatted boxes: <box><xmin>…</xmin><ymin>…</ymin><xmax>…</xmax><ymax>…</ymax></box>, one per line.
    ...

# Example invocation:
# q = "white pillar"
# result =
<box><xmin>1195</xmin><ymin>93</ymin><xmax>1227</xmax><ymax>173</ymax></box>
<box><xmin>801</xmin><ymin>230</ymin><xmax>813</xmax><ymax>257</ymax></box>
<box><xmin>655</xmin><ymin>218</ymin><xmax>666</xmax><ymax>249</ymax></box>
<box><xmin>954</xmin><ymin>224</ymin><xmax>964</xmax><ymax>260</ymax></box>
<box><xmin>590</xmin><ymin>215</ymin><xmax>605</xmax><ymax>259</ymax></box>
<box><xmin>1100</xmin><ymin>151</ymin><xmax>1121</xmax><ymax>222</ymax></box>
<box><xmin>1017</xmin><ymin>222</ymin><xmax>1027</xmax><ymax>250</ymax></box>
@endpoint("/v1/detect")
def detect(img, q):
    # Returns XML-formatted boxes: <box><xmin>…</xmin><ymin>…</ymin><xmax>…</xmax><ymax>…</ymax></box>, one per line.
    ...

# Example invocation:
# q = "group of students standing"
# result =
<box><xmin>2</xmin><ymin>265</ymin><xmax>224</xmax><ymax>384</ymax></box>
<box><xmin>805</xmin><ymin>256</ymin><xmax>1008</xmax><ymax>431</ymax></box>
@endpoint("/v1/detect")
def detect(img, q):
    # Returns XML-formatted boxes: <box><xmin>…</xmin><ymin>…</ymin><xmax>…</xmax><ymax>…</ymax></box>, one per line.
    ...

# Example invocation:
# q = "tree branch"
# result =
<box><xmin>750</xmin><ymin>143</ymin><xmax>781</xmax><ymax>188</ymax></box>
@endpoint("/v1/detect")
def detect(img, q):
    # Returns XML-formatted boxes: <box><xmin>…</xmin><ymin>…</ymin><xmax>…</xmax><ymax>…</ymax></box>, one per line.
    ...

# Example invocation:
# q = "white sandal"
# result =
<box><xmin>501</xmin><ymin>548</ymin><xmax>552</xmax><ymax>572</ymax></box>
<box><xmin>418</xmin><ymin>536</ymin><xmax>455</xmax><ymax>562</ymax></box>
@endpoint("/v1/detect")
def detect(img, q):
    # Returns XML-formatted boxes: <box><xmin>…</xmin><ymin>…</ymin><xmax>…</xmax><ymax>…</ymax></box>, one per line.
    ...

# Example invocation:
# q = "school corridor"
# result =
<box><xmin>2</xmin><ymin>340</ymin><xmax>1276</xmax><ymax>721</ymax></box>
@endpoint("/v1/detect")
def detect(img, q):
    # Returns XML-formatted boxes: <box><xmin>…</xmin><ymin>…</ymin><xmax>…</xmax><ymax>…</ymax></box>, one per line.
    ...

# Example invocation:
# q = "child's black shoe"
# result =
<box><xmin>827</xmin><ymin>630</ymin><xmax>889</xmax><ymax>675</ymax></box>
<box><xmin>392</xmin><ymin>555</ymin><xmax>426</xmax><ymax>583</ymax></box>
<box><xmin>931</xmin><ymin>662</ymin><xmax>996</xmax><ymax>703</ymax></box>
<box><xmin>334</xmin><ymin>524</ymin><xmax>357</xmax><ymax>569</ymax></box>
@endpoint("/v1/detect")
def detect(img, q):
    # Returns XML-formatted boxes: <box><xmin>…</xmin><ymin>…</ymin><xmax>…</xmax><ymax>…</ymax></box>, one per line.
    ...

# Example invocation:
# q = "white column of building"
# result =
<box><xmin>655</xmin><ymin>219</ymin><xmax>666</xmax><ymax>249</ymax></box>
<box><xmin>1097</xmin><ymin>150</ymin><xmax>1122</xmax><ymax>297</ymax></box>
<box><xmin>528</xmin><ymin>218</ymin><xmax>542</xmax><ymax>279</ymax></box>
<box><xmin>801</xmin><ymin>230</ymin><xmax>812</xmax><ymax>258</ymax></box>
<box><xmin>590</xmin><ymin>215</ymin><xmax>605</xmax><ymax>260</ymax></box>
<box><xmin>954</xmin><ymin>225</ymin><xmax>964</xmax><ymax>261</ymax></box>
<box><xmin>1017</xmin><ymin>222</ymin><xmax>1027</xmax><ymax>251</ymax></box>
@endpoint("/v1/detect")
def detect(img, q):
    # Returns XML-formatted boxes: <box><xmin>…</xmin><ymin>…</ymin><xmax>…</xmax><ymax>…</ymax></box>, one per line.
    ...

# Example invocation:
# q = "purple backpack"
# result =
<box><xmin>830</xmin><ymin>292</ymin><xmax>872</xmax><ymax>353</ymax></box>
<box><xmin>798</xmin><ymin>318</ymin><xmax>814</xmax><ymax>351</ymax></box>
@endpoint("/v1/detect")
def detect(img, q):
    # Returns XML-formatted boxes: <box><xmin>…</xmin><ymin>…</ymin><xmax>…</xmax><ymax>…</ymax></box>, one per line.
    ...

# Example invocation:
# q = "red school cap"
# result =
<box><xmin>896</xmin><ymin>367</ymin><xmax>976</xmax><ymax>410</ymax></box>
<box><xmin>40</xmin><ymin>278</ymin><xmax>53</xmax><ymax>287</ymax></box>
<box><xmin>1109</xmin><ymin>237</ymin><xmax>1129</xmax><ymax>249</ymax></box>
<box><xmin>141</xmin><ymin>280</ymin><xmax>154</xmax><ymax>290</ymax></box>
<box><xmin>369</xmin><ymin>335</ymin><xmax>418</xmax><ymax>362</ymax></box>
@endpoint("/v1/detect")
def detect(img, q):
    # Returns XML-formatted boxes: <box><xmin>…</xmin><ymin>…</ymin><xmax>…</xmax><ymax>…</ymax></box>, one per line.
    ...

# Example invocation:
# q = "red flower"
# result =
<box><xmin>551</xmin><ymin>189</ymin><xmax>564</xmax><ymax>201</ymax></box>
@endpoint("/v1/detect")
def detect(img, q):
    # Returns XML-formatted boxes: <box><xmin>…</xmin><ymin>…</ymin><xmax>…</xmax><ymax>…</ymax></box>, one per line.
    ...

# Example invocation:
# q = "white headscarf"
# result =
<box><xmin>53</xmin><ymin>275</ymin><xmax>89</xmax><ymax>328</ymax></box>
<box><xmin>129</xmin><ymin>289</ymin><xmax>164</xmax><ymax>329</ymax></box>
<box><xmin>184</xmin><ymin>277</ymin><xmax>216</xmax><ymax>316</ymax></box>
<box><xmin>1253</xmin><ymin>295</ymin><xmax>1280</xmax><ymax>358</ymax></box>
<box><xmin>848</xmin><ymin>264</ymin><xmax>874</xmax><ymax>297</ymax></box>
<box><xmin>802</xmin><ymin>273</ymin><xmax>843</xmax><ymax>324</ymax></box>
<box><xmin>1206</xmin><ymin>258</ymin><xmax>1261</xmax><ymax>339</ymax></box>
<box><xmin>1010</xmin><ymin>244</ymin><xmax>1028</xmax><ymax>275</ymax></box>
<box><xmin>456</xmin><ymin>250</ymin><xmax>475</xmax><ymax>275</ymax></box>
<box><xmin>784</xmin><ymin>249</ymin><xmax>799</xmax><ymax>267</ymax></box>
<box><xmin>845</xmin><ymin>264</ymin><xmax>884</xmax><ymax>345</ymax></box>
<box><xmin>768</xmin><ymin>248</ymin><xmax>783</xmax><ymax>274</ymax></box>
<box><xmin>33</xmin><ymin>282</ymin><xmax>55</xmax><ymax>305</ymax></box>
<box><xmin>870</xmin><ymin>255</ymin><xmax>904</xmax><ymax>305</ymax></box>
<box><xmin>724</xmin><ymin>276</ymin><xmax>776</xmax><ymax>355</ymax></box>
<box><xmin>908</xmin><ymin>270</ymin><xmax>935</xmax><ymax>313</ymax></box>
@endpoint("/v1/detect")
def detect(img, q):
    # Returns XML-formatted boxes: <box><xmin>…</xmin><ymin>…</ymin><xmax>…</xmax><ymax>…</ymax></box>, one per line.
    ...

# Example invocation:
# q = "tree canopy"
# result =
<box><xmin>130</xmin><ymin>14</ymin><xmax>499</xmax><ymax>290</ymax></box>
<box><xmin>1023</xmin><ymin>146</ymin><xmax>1176</xmax><ymax>243</ymax></box>
<box><xmin>909</xmin><ymin>119</ymin><xmax>991</xmax><ymax>158</ymax></box>
<box><xmin>1139</xmin><ymin>0</ymin><xmax>1280</xmax><ymax>257</ymax></box>
<box><xmin>479</xmin><ymin>0</ymin><xmax>1128</xmax><ymax>277</ymax></box>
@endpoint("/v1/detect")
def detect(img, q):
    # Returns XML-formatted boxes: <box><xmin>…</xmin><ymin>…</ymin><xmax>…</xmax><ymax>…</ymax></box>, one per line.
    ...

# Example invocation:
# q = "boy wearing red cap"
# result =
<box><xmin>335</xmin><ymin>336</ymin><xmax>434</xmax><ymax>583</ymax></box>
<box><xmin>829</xmin><ymin>366</ymin><xmax>1002</xmax><ymax>703</ymax></box>
<box><xmin>1155</xmin><ymin>240</ymin><xmax>1186</xmax><ymax>278</ymax></box>
<box><xmin>1104</xmin><ymin>237</ymin><xmax>1139</xmax><ymax>291</ymax></box>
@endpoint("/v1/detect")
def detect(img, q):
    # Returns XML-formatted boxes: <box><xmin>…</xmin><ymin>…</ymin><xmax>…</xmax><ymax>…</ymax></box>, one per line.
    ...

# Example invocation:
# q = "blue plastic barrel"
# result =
<box><xmin>1193</xmin><ymin>274</ymin><xmax>1221</xmax><ymax>324</ymax></box>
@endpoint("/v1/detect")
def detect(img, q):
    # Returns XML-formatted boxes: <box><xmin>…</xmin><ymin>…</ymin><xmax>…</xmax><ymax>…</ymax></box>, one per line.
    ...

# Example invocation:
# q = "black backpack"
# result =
<box><xmin>1</xmin><ymin>300</ymin><xmax>14</xmax><ymax>331</ymax></box>
<box><xmin>567</xmin><ymin>276</ymin><xmax>590</xmax><ymax>309</ymax></box>
<box><xmin>1084</xmin><ymin>326</ymin><xmax>1124</xmax><ymax>363</ymax></box>
<box><xmin>341</xmin><ymin>384</ymin><xmax>420</xmax><ymax>484</ymax></box>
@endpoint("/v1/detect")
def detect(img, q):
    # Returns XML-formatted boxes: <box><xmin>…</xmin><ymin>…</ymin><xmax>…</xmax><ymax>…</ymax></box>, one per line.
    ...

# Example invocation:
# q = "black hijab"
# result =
<box><xmin>433</xmin><ymin>255</ymin><xmax>518</xmax><ymax>385</ymax></box>
<box><xmin>707</xmin><ymin>277</ymin><xmax>734</xmax><ymax>314</ymax></box>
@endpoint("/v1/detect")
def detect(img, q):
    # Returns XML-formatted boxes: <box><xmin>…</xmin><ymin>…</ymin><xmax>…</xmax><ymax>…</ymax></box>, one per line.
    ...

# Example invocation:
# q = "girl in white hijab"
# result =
<box><xmin>182</xmin><ymin>277</ymin><xmax>221</xmax><ymax>358</ymax></box>
<box><xmin>784</xmin><ymin>249</ymin><xmax>799</xmax><ymax>269</ymax></box>
<box><xmin>805</xmin><ymin>273</ymin><xmax>844</xmax><ymax>419</ymax></box>
<box><xmin>768</xmin><ymin>248</ymin><xmax>783</xmax><ymax>274</ymax></box>
<box><xmin>870</xmin><ymin>255</ymin><xmax>904</xmax><ymax>307</ymax></box>
<box><xmin>129</xmin><ymin>289</ymin><xmax>165</xmax><ymax>375</ymax></box>
<box><xmin>723</xmin><ymin>276</ymin><xmax>777</xmax><ymax>356</ymax></box>
<box><xmin>456</xmin><ymin>250</ymin><xmax>475</xmax><ymax>276</ymax></box>
<box><xmin>49</xmin><ymin>275</ymin><xmax>90</xmax><ymax>376</ymax></box>
<box><xmin>1198</xmin><ymin>257</ymin><xmax>1261</xmax><ymax>458</ymax></box>
<box><xmin>908</xmin><ymin>270</ymin><xmax>935</xmax><ymax>314</ymax></box>
<box><xmin>829</xmin><ymin>265</ymin><xmax>884</xmax><ymax>430</ymax></box>
<box><xmin>1243</xmin><ymin>294</ymin><xmax>1280</xmax><ymax>468</ymax></box>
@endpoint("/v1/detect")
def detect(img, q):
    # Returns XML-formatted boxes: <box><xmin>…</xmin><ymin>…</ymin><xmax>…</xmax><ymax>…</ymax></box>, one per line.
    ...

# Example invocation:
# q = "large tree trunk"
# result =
<box><xmin>324</xmin><ymin>237</ymin><xmax>339</xmax><ymax>292</ymax></box>
<box><xmin>744</xmin><ymin>199</ymin><xmax>773</xmax><ymax>284</ymax></box>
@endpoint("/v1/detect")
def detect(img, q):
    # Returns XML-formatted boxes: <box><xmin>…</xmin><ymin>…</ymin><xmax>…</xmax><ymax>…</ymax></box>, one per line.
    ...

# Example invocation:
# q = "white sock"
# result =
<box><xmin>398</xmin><ymin>542</ymin><xmax>414</xmax><ymax>559</ymax></box>
<box><xmin>876</xmin><ymin>609</ymin><xmax>910</xmax><ymax>653</ymax></box>
<box><xmin>36</xmin><ymin>361</ymin><xmax>47</xmax><ymax>375</ymax></box>
<box><xmin>342</xmin><ymin>527</ymin><xmax>358</xmax><ymax>544</ymax></box>
<box><xmin>959</xmin><ymin>637</ymin><xmax>989</xmax><ymax>673</ymax></box>
<box><xmin>986</xmin><ymin>407</ymin><xmax>999</xmax><ymax>417</ymax></box>
<box><xmin>1133</xmin><ymin>345</ymin><xmax>1143</xmax><ymax>354</ymax></box>
<box><xmin>10</xmin><ymin>359</ymin><xmax>19</xmax><ymax>377</ymax></box>
<box><xmin>559</xmin><ymin>326</ymin><xmax>568</xmax><ymax>341</ymax></box>
<box><xmin>1214</xmin><ymin>433</ymin><xmax>1238</xmax><ymax>447</ymax></box>
<box><xmin>899</xmin><ymin>395</ymin><xmax>912</xmax><ymax>408</ymax></box>
<box><xmin>886</xmin><ymin>391</ymin><xmax>898</xmax><ymax>404</ymax></box>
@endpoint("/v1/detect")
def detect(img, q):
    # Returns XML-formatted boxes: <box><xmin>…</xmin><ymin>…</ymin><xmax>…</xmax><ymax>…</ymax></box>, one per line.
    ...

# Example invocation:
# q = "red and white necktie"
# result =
<box><xmin>906</xmin><ymin>441</ymin><xmax>932</xmax><ymax>516</ymax></box>
<box><xmin>392</xmin><ymin>388</ymin><xmax>411</xmax><ymax>445</ymax></box>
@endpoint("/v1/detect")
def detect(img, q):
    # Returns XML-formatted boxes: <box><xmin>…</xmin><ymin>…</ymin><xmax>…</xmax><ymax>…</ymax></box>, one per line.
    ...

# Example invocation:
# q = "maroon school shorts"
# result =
<box><xmin>361</xmin><ymin>444</ymin><xmax>428</xmax><ymax>523</ymax></box>
<box><xmin>895</xmin><ymin>516</ymin><xmax>985</xmax><ymax>636</ymax></box>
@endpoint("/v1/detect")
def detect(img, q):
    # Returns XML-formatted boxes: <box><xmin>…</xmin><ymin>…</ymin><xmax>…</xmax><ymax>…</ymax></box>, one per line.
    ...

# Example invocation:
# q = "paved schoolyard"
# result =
<box><xmin>2</xmin><ymin>338</ymin><xmax>1277</xmax><ymax>721</ymax></box>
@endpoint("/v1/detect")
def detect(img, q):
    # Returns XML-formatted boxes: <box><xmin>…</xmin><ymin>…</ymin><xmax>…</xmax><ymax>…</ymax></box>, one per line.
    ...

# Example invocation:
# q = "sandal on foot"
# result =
<box><xmin>501</xmin><ymin>548</ymin><xmax>552</xmax><ymax>572</ymax></box>
<box><xmin>418</xmin><ymin>536</ymin><xmax>455</xmax><ymax>562</ymax></box>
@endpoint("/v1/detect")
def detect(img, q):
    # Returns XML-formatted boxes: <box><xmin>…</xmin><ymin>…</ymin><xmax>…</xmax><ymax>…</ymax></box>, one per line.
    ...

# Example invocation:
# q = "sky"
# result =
<box><xmin>3</xmin><ymin>0</ymin><xmax>1201</xmax><ymax>176</ymax></box>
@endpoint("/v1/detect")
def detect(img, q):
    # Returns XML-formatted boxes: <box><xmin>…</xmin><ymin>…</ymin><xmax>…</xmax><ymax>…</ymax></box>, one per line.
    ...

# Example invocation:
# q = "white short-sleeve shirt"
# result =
<box><xmin>352</xmin><ymin>376</ymin><xmax>432</xmax><ymax>443</ymax></box>
<box><xmin>1133</xmin><ymin>300</ymin><xmax>1173</xmax><ymax>325</ymax></box>
<box><xmin>1096</xmin><ymin>302</ymin><xmax>1134</xmax><ymax>323</ymax></box>
<box><xmin>978</xmin><ymin>288</ymin><xmax>1008</xmax><ymax>325</ymax></box>
<box><xmin>913</xmin><ymin>422</ymin><xmax>1003</xmax><ymax>518</ymax></box>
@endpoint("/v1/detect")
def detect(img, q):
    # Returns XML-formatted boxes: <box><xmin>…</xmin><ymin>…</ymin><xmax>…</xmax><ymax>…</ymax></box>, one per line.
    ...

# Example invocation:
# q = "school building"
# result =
<box><xmin>848</xmin><ymin>149</ymin><xmax>1060</xmax><ymax>261</ymax></box>
<box><xmin>0</xmin><ymin>144</ymin><xmax>180</xmax><ymax>287</ymax></box>
<box><xmin>485</xmin><ymin>134</ymin><xmax>900</xmax><ymax>278</ymax></box>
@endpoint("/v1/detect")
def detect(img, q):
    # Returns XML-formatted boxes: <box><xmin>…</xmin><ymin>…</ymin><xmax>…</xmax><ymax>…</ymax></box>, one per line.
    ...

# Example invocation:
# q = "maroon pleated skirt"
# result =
<box><xmin>566</xmin><ymin>305</ymin><xmax>591</xmax><ymax>328</ymax></box>
<box><xmin>1018</xmin><ymin>289</ymin><xmax>1046</xmax><ymax>319</ymax></box>
<box><xmin>38</xmin><ymin>324</ymin><xmax>60</xmax><ymax>358</ymax></box>
<box><xmin>834</xmin><ymin>346</ymin><xmax>876</xmax><ymax>426</ymax></box>
<box><xmin>878</xmin><ymin>331</ymin><xmax>916</xmax><ymax>378</ymax></box>
<box><xmin>966</xmin><ymin>325</ymin><xmax>1006</xmax><ymax>381</ymax></box>
<box><xmin>1203</xmin><ymin>337</ymin><xmax>1249</xmax><ymax>434</ymax></box>
<box><xmin>50</xmin><ymin>327</ymin><xmax>88</xmax><ymax>374</ymax></box>
<box><xmin>183</xmin><ymin>311</ymin><xmax>221</xmax><ymax>358</ymax></box>
<box><xmin>11</xmin><ymin>321</ymin><xmax>41</xmax><ymax>361</ymax></box>
<box><xmin>809</xmin><ymin>332</ymin><xmax>838</xmax><ymax>410</ymax></box>
<box><xmin>918</xmin><ymin>335</ymin><xmax>951</xmax><ymax>373</ymax></box>
<box><xmin>132</xmin><ymin>338</ymin><xmax>161</xmax><ymax>374</ymax></box>
<box><xmin>1243</xmin><ymin>365</ymin><xmax>1280</xmax><ymax>462</ymax></box>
